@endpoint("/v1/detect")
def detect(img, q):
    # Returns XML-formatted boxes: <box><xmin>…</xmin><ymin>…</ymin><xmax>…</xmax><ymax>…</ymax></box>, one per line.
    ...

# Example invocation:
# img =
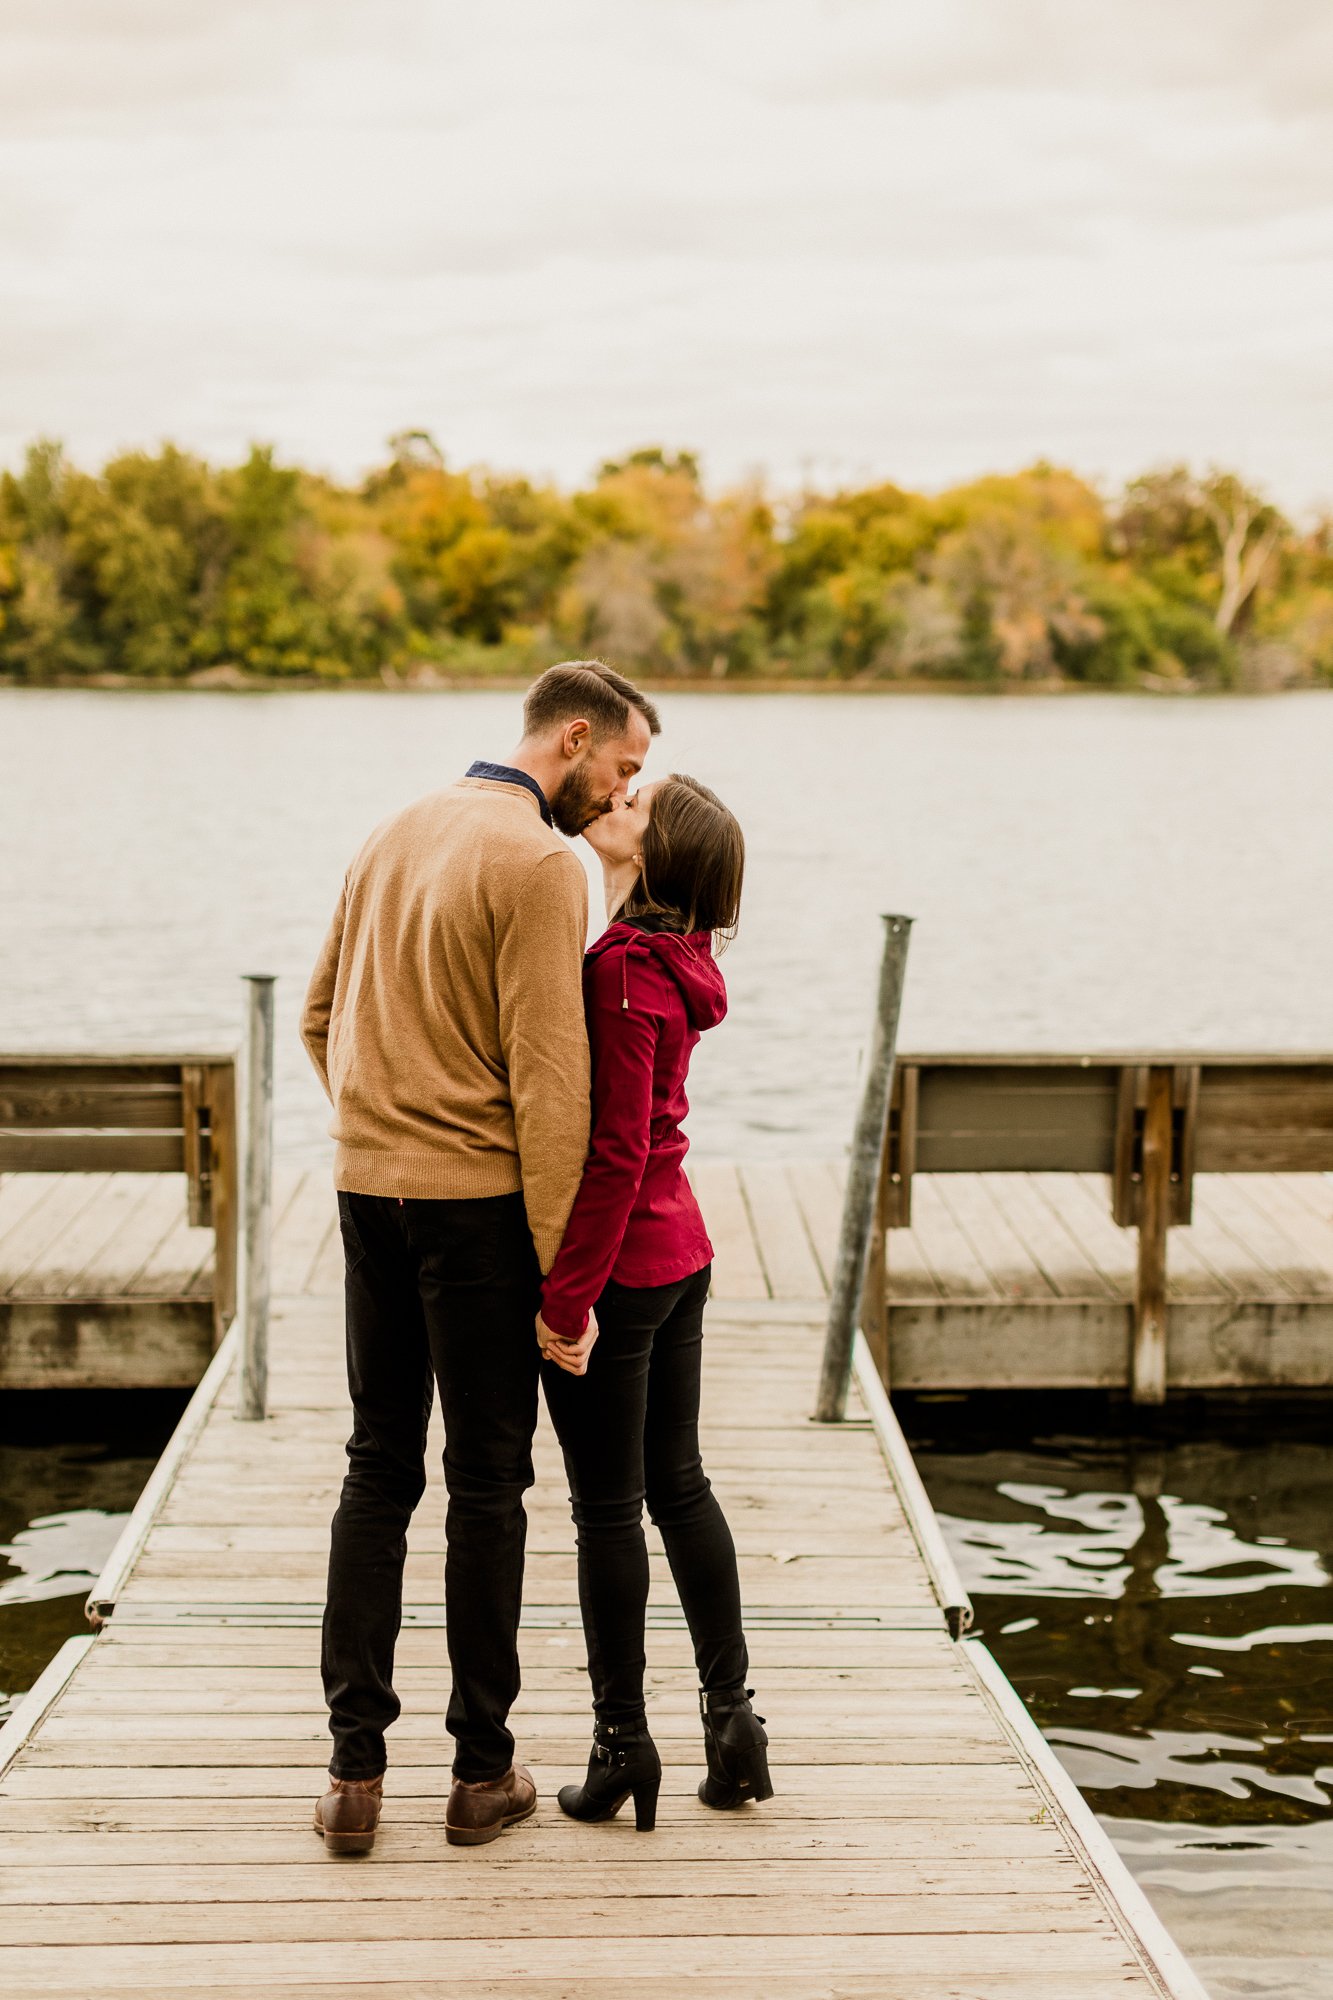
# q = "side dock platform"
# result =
<box><xmin>0</xmin><ymin>1164</ymin><xmax>1210</xmax><ymax>1999</ymax></box>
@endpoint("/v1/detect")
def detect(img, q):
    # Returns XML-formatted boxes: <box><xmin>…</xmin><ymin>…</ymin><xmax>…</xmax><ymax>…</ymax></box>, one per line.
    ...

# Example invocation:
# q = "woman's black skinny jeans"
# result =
<box><xmin>540</xmin><ymin>1263</ymin><xmax>749</xmax><ymax>1725</ymax></box>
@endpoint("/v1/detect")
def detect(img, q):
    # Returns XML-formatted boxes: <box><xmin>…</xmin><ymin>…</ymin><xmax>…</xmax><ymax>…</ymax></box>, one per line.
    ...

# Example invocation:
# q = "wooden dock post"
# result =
<box><xmin>236</xmin><ymin>973</ymin><xmax>275</xmax><ymax>1422</ymax></box>
<box><xmin>204</xmin><ymin>1057</ymin><xmax>239</xmax><ymax>1344</ymax></box>
<box><xmin>814</xmin><ymin>914</ymin><xmax>912</xmax><ymax>1422</ymax></box>
<box><xmin>1131</xmin><ymin>1063</ymin><xmax>1173</xmax><ymax>1404</ymax></box>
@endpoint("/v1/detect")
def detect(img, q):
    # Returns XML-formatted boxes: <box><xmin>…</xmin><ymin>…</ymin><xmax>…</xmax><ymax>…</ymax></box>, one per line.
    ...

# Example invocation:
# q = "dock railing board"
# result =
<box><xmin>865</xmin><ymin>1052</ymin><xmax>1333</xmax><ymax>1401</ymax></box>
<box><xmin>851</xmin><ymin>1330</ymin><xmax>973</xmax><ymax>1638</ymax></box>
<box><xmin>0</xmin><ymin>1049</ymin><xmax>238</xmax><ymax>1387</ymax></box>
<box><xmin>0</xmin><ymin>1639</ymin><xmax>97</xmax><ymax>1784</ymax></box>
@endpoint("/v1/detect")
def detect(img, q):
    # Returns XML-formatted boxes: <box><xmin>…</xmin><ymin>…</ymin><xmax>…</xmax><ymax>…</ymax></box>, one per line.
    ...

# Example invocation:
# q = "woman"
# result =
<box><xmin>536</xmin><ymin>774</ymin><xmax>772</xmax><ymax>1833</ymax></box>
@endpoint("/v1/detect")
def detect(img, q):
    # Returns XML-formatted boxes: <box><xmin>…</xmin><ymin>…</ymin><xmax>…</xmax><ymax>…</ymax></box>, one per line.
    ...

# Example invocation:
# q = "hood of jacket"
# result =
<box><xmin>587</xmin><ymin>922</ymin><xmax>728</xmax><ymax>1031</ymax></box>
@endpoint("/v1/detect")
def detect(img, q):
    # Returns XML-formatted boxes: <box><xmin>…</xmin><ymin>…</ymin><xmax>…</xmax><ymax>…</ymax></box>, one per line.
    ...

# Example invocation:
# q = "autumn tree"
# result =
<box><xmin>1112</xmin><ymin>467</ymin><xmax>1289</xmax><ymax>640</ymax></box>
<box><xmin>0</xmin><ymin>440</ymin><xmax>95</xmax><ymax>678</ymax></box>
<box><xmin>2</xmin><ymin>436</ymin><xmax>1325</xmax><ymax>689</ymax></box>
<box><xmin>63</xmin><ymin>446</ymin><xmax>227</xmax><ymax>677</ymax></box>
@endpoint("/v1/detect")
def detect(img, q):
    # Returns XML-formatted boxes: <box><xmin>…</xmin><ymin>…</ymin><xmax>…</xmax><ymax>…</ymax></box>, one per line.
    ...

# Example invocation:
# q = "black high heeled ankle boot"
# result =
<box><xmin>557</xmin><ymin>1718</ymin><xmax>662</xmax><ymax>1831</ymax></box>
<box><xmin>698</xmin><ymin>1684</ymin><xmax>774</xmax><ymax>1809</ymax></box>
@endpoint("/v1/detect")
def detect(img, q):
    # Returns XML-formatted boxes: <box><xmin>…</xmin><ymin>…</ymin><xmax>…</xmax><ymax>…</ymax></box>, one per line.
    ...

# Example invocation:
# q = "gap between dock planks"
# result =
<box><xmin>0</xmin><ymin>1168</ymin><xmax>1197</xmax><ymax>2000</ymax></box>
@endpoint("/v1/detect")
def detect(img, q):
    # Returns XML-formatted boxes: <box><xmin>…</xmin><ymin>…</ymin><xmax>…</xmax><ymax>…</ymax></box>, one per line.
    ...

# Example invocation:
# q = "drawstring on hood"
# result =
<box><xmin>587</xmin><ymin>923</ymin><xmax>728</xmax><ymax>1032</ymax></box>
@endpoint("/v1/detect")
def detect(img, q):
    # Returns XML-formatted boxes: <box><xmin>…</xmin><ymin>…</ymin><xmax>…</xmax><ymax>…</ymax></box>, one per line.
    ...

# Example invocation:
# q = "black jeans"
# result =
<box><xmin>541</xmin><ymin>1263</ymin><xmax>748</xmax><ymax>1725</ymax></box>
<box><xmin>321</xmin><ymin>1190</ymin><xmax>540</xmax><ymax>1784</ymax></box>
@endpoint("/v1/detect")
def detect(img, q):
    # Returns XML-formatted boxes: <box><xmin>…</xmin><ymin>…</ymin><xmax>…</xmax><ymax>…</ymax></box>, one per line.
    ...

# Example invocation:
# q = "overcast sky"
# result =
<box><xmin>4</xmin><ymin>0</ymin><xmax>1331</xmax><ymax>507</ymax></box>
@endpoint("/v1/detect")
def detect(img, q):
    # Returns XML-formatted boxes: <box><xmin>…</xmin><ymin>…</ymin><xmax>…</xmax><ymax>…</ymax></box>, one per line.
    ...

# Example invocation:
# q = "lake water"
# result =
<box><xmin>2</xmin><ymin>685</ymin><xmax>1332</xmax><ymax>1991</ymax></box>
<box><xmin>2</xmin><ymin>687</ymin><xmax>1331</xmax><ymax>1162</ymax></box>
<box><xmin>0</xmin><ymin>1395</ymin><xmax>184</xmax><ymax>1725</ymax></box>
<box><xmin>910</xmin><ymin>1403</ymin><xmax>1333</xmax><ymax>2000</ymax></box>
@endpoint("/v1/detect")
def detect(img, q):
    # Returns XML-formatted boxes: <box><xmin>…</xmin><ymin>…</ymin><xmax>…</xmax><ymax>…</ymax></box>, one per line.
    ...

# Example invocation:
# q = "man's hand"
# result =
<box><xmin>536</xmin><ymin>1307</ymin><xmax>599</xmax><ymax>1377</ymax></box>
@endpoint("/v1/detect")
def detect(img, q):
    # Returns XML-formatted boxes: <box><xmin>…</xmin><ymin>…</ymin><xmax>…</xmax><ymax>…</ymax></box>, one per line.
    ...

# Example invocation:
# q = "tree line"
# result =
<box><xmin>2</xmin><ymin>432</ymin><xmax>1329</xmax><ymax>689</ymax></box>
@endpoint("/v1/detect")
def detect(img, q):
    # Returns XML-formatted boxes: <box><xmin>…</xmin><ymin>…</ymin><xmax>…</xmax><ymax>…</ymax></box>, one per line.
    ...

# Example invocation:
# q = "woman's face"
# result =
<box><xmin>582</xmin><ymin>780</ymin><xmax>658</xmax><ymax>865</ymax></box>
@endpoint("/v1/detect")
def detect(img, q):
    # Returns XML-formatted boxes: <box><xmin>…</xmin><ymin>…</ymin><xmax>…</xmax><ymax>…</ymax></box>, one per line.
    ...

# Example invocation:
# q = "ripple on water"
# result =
<box><xmin>0</xmin><ymin>1405</ymin><xmax>182</xmax><ymax>1721</ymax></box>
<box><xmin>910</xmin><ymin>1421</ymin><xmax>1333</xmax><ymax>2000</ymax></box>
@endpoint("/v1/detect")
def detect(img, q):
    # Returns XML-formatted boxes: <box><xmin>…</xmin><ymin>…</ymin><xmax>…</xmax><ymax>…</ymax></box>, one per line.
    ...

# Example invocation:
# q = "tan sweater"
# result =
<box><xmin>300</xmin><ymin>777</ymin><xmax>590</xmax><ymax>1272</ymax></box>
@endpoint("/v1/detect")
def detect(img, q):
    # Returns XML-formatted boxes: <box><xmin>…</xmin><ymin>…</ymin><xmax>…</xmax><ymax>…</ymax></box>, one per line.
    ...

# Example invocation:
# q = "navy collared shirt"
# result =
<box><xmin>465</xmin><ymin>760</ymin><xmax>553</xmax><ymax>828</ymax></box>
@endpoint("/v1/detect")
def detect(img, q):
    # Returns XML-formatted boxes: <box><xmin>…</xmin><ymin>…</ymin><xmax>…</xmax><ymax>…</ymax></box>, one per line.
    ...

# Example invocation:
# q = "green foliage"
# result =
<box><xmin>1</xmin><ymin>436</ymin><xmax>1327</xmax><ymax>688</ymax></box>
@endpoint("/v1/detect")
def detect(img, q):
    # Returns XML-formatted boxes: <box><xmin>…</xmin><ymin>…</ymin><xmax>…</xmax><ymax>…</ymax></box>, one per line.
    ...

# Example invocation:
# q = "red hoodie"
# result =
<box><xmin>539</xmin><ymin>922</ymin><xmax>726</xmax><ymax>1339</ymax></box>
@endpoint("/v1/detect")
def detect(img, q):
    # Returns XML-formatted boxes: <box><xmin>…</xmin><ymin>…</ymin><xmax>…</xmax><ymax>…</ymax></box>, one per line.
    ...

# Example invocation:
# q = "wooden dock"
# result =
<box><xmin>0</xmin><ymin>1053</ymin><xmax>238</xmax><ymax>1391</ymax></box>
<box><xmin>0</xmin><ymin>1161</ymin><xmax>1212</xmax><ymax>2000</ymax></box>
<box><xmin>694</xmin><ymin>1159</ymin><xmax>1333</xmax><ymax>1390</ymax></box>
<box><xmin>5</xmin><ymin>1160</ymin><xmax>1331</xmax><ymax>1391</ymax></box>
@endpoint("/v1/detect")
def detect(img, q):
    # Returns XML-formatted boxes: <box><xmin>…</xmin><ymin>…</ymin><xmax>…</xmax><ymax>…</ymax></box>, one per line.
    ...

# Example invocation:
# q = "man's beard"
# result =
<box><xmin>549</xmin><ymin>764</ymin><xmax>609</xmax><ymax>837</ymax></box>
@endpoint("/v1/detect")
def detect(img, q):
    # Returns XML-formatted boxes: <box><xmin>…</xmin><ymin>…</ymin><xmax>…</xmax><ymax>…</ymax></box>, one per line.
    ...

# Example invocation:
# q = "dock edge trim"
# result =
<box><xmin>962</xmin><ymin>1638</ymin><xmax>1212</xmax><ymax>2000</ymax></box>
<box><xmin>0</xmin><ymin>1634</ymin><xmax>96</xmax><ymax>1779</ymax></box>
<box><xmin>851</xmin><ymin>1330</ymin><xmax>974</xmax><ymax>1637</ymax></box>
<box><xmin>84</xmin><ymin>1319</ymin><xmax>241</xmax><ymax>1627</ymax></box>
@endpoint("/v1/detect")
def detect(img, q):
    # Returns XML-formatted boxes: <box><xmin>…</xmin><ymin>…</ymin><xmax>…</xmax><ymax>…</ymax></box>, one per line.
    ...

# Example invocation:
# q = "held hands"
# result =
<box><xmin>535</xmin><ymin>1306</ymin><xmax>599</xmax><ymax>1377</ymax></box>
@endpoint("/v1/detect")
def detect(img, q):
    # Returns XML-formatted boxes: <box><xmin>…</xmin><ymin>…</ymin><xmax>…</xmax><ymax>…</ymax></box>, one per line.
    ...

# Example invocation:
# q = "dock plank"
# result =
<box><xmin>306</xmin><ymin>1212</ymin><xmax>344</xmax><ymax>1296</ymax></box>
<box><xmin>1233</xmin><ymin>1174</ymin><xmax>1333</xmax><ymax>1295</ymax></box>
<box><xmin>68</xmin><ymin>1178</ymin><xmax>191</xmax><ymax>1297</ymax></box>
<box><xmin>2</xmin><ymin>1854</ymin><xmax>1084</xmax><ymax>1901</ymax></box>
<box><xmin>269</xmin><ymin>1173</ymin><xmax>336</xmax><ymax>1298</ymax></box>
<box><xmin>1285</xmin><ymin>1174</ymin><xmax>1333</xmax><ymax>1229</ymax></box>
<box><xmin>57</xmin><ymin>1177</ymin><xmax>194</xmax><ymax>1299</ymax></box>
<box><xmin>1035</xmin><ymin>1173</ymin><xmax>1137</xmax><ymax>1300</ymax></box>
<box><xmin>0</xmin><ymin>1980</ymin><xmax>1169</xmax><ymax>2000</ymax></box>
<box><xmin>0</xmin><ymin>1173</ymin><xmax>74</xmax><ymax>1263</ymax></box>
<box><xmin>687</xmin><ymin>1161</ymin><xmax>767</xmax><ymax>1299</ymax></box>
<box><xmin>0</xmin><ymin>1934</ymin><xmax>1154</xmax><ymax>1992</ymax></box>
<box><xmin>904</xmin><ymin>1175</ymin><xmax>999</xmax><ymax>1301</ymax></box>
<box><xmin>1</xmin><ymin>1889</ymin><xmax>1114</xmax><ymax>1944</ymax></box>
<box><xmin>0</xmin><ymin>1174</ymin><xmax>112</xmax><ymax>1293</ymax></box>
<box><xmin>1202</xmin><ymin>1174</ymin><xmax>1333</xmax><ymax>1298</ymax></box>
<box><xmin>128</xmin><ymin>1197</ymin><xmax>215</xmax><ymax>1299</ymax></box>
<box><xmin>977</xmin><ymin>1172</ymin><xmax>1116</xmax><ymax>1301</ymax></box>
<box><xmin>1174</xmin><ymin>1182</ymin><xmax>1298</xmax><ymax>1299</ymax></box>
<box><xmin>736</xmin><ymin>1162</ymin><xmax>825</xmax><ymax>1301</ymax></box>
<box><xmin>785</xmin><ymin>1158</ymin><xmax>843</xmax><ymax>1285</ymax></box>
<box><xmin>934</xmin><ymin>1175</ymin><xmax>1058</xmax><ymax>1301</ymax></box>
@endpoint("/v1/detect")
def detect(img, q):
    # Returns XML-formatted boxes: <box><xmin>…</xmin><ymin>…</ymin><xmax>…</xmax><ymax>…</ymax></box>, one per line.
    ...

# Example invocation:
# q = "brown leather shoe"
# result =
<box><xmin>445</xmin><ymin>1762</ymin><xmax>537</xmax><ymax>1846</ymax></box>
<box><xmin>313</xmin><ymin>1774</ymin><xmax>383</xmax><ymax>1854</ymax></box>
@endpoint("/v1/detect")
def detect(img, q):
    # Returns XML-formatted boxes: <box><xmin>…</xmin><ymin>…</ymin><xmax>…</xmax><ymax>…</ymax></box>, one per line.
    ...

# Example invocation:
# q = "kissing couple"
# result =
<box><xmin>300</xmin><ymin>659</ymin><xmax>772</xmax><ymax>1853</ymax></box>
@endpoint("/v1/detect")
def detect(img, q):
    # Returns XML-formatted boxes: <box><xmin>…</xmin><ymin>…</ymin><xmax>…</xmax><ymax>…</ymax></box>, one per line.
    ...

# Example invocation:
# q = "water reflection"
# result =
<box><xmin>0</xmin><ymin>1509</ymin><xmax>128</xmax><ymax>1611</ymax></box>
<box><xmin>950</xmin><ymin>1483</ymin><xmax>1328</xmax><ymax>1604</ymax></box>
<box><xmin>908</xmin><ymin>1410</ymin><xmax>1333</xmax><ymax>1999</ymax></box>
<box><xmin>0</xmin><ymin>1395</ymin><xmax>182</xmax><ymax>1721</ymax></box>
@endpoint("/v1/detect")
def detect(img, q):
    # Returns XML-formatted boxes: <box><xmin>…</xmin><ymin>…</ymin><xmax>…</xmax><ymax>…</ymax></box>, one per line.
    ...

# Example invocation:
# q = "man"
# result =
<box><xmin>301</xmin><ymin>660</ymin><xmax>660</xmax><ymax>1853</ymax></box>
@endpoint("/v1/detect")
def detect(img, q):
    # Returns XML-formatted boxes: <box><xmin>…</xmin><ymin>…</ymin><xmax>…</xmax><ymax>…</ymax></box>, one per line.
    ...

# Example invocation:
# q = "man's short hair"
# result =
<box><xmin>523</xmin><ymin>660</ymin><xmax>661</xmax><ymax>743</ymax></box>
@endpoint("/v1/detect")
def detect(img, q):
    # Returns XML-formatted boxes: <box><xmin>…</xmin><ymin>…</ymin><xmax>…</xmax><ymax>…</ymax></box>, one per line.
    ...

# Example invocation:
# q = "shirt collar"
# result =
<box><xmin>465</xmin><ymin>760</ymin><xmax>553</xmax><ymax>828</ymax></box>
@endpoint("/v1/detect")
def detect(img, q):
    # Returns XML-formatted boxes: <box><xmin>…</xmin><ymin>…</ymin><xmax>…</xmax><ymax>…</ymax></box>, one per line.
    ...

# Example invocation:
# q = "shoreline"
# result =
<box><xmin>2</xmin><ymin>672</ymin><xmax>1325</xmax><ymax>699</ymax></box>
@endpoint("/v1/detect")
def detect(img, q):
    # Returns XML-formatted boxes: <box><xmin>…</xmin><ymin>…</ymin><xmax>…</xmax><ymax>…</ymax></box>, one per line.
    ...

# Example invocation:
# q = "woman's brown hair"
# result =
<box><xmin>620</xmin><ymin>774</ymin><xmax>744</xmax><ymax>944</ymax></box>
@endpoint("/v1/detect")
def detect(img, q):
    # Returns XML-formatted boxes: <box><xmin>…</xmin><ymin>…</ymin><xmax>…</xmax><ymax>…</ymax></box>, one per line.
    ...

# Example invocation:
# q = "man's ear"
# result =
<box><xmin>562</xmin><ymin>718</ymin><xmax>590</xmax><ymax>760</ymax></box>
